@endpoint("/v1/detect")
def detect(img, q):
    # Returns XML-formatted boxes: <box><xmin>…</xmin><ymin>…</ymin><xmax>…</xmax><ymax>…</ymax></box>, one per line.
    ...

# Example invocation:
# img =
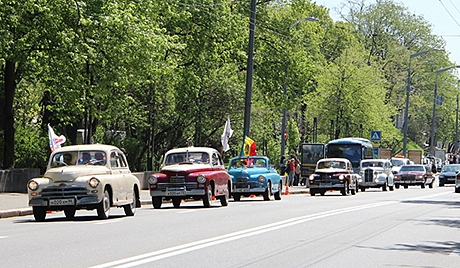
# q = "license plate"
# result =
<box><xmin>320</xmin><ymin>182</ymin><xmax>332</xmax><ymax>187</ymax></box>
<box><xmin>49</xmin><ymin>199</ymin><xmax>75</xmax><ymax>206</ymax></box>
<box><xmin>166</xmin><ymin>190</ymin><xmax>186</xmax><ymax>196</ymax></box>
<box><xmin>235</xmin><ymin>188</ymin><xmax>250</xmax><ymax>192</ymax></box>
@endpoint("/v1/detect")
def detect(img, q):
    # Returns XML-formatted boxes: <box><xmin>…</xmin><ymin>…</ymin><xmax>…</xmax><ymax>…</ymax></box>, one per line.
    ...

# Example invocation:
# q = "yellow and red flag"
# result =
<box><xmin>243</xmin><ymin>136</ymin><xmax>257</xmax><ymax>156</ymax></box>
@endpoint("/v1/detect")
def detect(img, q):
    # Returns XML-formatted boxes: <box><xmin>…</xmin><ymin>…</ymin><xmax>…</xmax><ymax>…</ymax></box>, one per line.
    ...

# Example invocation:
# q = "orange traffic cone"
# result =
<box><xmin>212</xmin><ymin>196</ymin><xmax>216</xmax><ymax>201</ymax></box>
<box><xmin>284</xmin><ymin>184</ymin><xmax>289</xmax><ymax>195</ymax></box>
<box><xmin>249</xmin><ymin>194</ymin><xmax>255</xmax><ymax>198</ymax></box>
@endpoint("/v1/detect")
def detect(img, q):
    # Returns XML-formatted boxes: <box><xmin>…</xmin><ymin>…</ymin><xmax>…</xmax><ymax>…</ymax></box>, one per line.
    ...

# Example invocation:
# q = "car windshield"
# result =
<box><xmin>164</xmin><ymin>152</ymin><xmax>209</xmax><ymax>165</ymax></box>
<box><xmin>50</xmin><ymin>151</ymin><xmax>106</xmax><ymax>167</ymax></box>
<box><xmin>399</xmin><ymin>165</ymin><xmax>425</xmax><ymax>172</ymax></box>
<box><xmin>317</xmin><ymin>160</ymin><xmax>346</xmax><ymax>169</ymax></box>
<box><xmin>391</xmin><ymin>159</ymin><xmax>404</xmax><ymax>166</ymax></box>
<box><xmin>442</xmin><ymin>165</ymin><xmax>460</xmax><ymax>172</ymax></box>
<box><xmin>230</xmin><ymin>158</ymin><xmax>266</xmax><ymax>168</ymax></box>
<box><xmin>361</xmin><ymin>161</ymin><xmax>383</xmax><ymax>168</ymax></box>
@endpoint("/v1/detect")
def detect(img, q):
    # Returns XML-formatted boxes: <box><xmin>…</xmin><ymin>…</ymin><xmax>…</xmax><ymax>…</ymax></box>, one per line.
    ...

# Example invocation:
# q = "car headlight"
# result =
<box><xmin>416</xmin><ymin>175</ymin><xmax>423</xmax><ymax>179</ymax></box>
<box><xmin>339</xmin><ymin>174</ymin><xmax>345</xmax><ymax>180</ymax></box>
<box><xmin>197</xmin><ymin>175</ymin><xmax>206</xmax><ymax>183</ymax></box>
<box><xmin>148</xmin><ymin>175</ymin><xmax>158</xmax><ymax>184</ymax></box>
<box><xmin>28</xmin><ymin>180</ymin><xmax>39</xmax><ymax>191</ymax></box>
<box><xmin>258</xmin><ymin>175</ymin><xmax>266</xmax><ymax>183</ymax></box>
<box><xmin>309</xmin><ymin>174</ymin><xmax>314</xmax><ymax>181</ymax></box>
<box><xmin>89</xmin><ymin>177</ymin><xmax>100</xmax><ymax>188</ymax></box>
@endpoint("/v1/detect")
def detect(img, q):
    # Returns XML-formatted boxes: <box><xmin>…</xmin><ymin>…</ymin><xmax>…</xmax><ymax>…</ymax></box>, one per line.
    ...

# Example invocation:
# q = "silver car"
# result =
<box><xmin>359</xmin><ymin>159</ymin><xmax>395</xmax><ymax>191</ymax></box>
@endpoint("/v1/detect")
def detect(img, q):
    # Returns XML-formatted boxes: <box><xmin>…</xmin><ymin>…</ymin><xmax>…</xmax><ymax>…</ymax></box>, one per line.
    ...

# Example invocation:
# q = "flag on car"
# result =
<box><xmin>221</xmin><ymin>116</ymin><xmax>234</xmax><ymax>152</ymax></box>
<box><xmin>243</xmin><ymin>136</ymin><xmax>257</xmax><ymax>156</ymax></box>
<box><xmin>48</xmin><ymin>124</ymin><xmax>66</xmax><ymax>152</ymax></box>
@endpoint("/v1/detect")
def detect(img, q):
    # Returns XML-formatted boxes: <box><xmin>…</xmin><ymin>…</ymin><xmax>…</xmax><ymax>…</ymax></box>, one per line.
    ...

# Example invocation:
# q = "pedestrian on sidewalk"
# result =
<box><xmin>288</xmin><ymin>157</ymin><xmax>296</xmax><ymax>187</ymax></box>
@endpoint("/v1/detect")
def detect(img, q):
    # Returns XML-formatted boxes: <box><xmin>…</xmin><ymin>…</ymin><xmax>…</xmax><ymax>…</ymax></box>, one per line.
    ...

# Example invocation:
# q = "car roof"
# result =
<box><xmin>165</xmin><ymin>147</ymin><xmax>218</xmax><ymax>154</ymax></box>
<box><xmin>319</xmin><ymin>158</ymin><xmax>350</xmax><ymax>163</ymax></box>
<box><xmin>52</xmin><ymin>144</ymin><xmax>120</xmax><ymax>153</ymax></box>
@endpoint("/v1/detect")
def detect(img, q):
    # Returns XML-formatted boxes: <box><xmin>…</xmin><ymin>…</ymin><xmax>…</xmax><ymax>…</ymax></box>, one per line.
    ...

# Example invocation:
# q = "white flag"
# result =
<box><xmin>48</xmin><ymin>124</ymin><xmax>66</xmax><ymax>152</ymax></box>
<box><xmin>221</xmin><ymin>117</ymin><xmax>234</xmax><ymax>152</ymax></box>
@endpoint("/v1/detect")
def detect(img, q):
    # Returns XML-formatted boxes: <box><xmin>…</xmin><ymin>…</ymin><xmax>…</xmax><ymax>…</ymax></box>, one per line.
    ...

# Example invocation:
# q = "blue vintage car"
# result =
<box><xmin>228</xmin><ymin>156</ymin><xmax>282</xmax><ymax>201</ymax></box>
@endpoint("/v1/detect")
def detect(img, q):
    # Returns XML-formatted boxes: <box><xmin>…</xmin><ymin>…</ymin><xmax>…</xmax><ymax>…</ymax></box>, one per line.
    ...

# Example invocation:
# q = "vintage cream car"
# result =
<box><xmin>27</xmin><ymin>144</ymin><xmax>141</xmax><ymax>221</ymax></box>
<box><xmin>308</xmin><ymin>158</ymin><xmax>359</xmax><ymax>196</ymax></box>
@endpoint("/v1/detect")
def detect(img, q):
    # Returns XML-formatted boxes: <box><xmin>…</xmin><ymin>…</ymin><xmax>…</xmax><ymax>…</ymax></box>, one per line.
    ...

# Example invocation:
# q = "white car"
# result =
<box><xmin>359</xmin><ymin>159</ymin><xmax>395</xmax><ymax>191</ymax></box>
<box><xmin>390</xmin><ymin>157</ymin><xmax>411</xmax><ymax>174</ymax></box>
<box><xmin>27</xmin><ymin>144</ymin><xmax>141</xmax><ymax>221</ymax></box>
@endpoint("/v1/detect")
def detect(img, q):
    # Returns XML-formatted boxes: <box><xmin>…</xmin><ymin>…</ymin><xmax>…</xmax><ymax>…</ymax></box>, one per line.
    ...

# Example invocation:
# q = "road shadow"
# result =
<box><xmin>401</xmin><ymin>199</ymin><xmax>460</xmax><ymax>209</ymax></box>
<box><xmin>358</xmin><ymin>240</ymin><xmax>460</xmax><ymax>256</ymax></box>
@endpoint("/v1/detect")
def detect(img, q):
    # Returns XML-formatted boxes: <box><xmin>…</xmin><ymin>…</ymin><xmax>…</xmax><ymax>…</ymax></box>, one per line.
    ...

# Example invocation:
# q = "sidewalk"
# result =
<box><xmin>0</xmin><ymin>185</ymin><xmax>309</xmax><ymax>219</ymax></box>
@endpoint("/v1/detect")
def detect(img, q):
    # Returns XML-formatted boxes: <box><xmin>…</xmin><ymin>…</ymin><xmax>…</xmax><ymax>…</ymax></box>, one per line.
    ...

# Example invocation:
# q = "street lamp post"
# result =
<box><xmin>280</xmin><ymin>16</ymin><xmax>318</xmax><ymax>158</ymax></box>
<box><xmin>430</xmin><ymin>65</ymin><xmax>460</xmax><ymax>155</ymax></box>
<box><xmin>402</xmin><ymin>49</ymin><xmax>443</xmax><ymax>157</ymax></box>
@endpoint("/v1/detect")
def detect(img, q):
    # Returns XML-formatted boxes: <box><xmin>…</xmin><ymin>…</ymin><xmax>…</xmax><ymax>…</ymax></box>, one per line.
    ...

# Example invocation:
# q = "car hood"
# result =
<box><xmin>361</xmin><ymin>167</ymin><xmax>384</xmax><ymax>171</ymax></box>
<box><xmin>228</xmin><ymin>167</ymin><xmax>271</xmax><ymax>176</ymax></box>
<box><xmin>314</xmin><ymin>168</ymin><xmax>348</xmax><ymax>174</ymax></box>
<box><xmin>397</xmin><ymin>171</ymin><xmax>425</xmax><ymax>176</ymax></box>
<box><xmin>44</xmin><ymin>166</ymin><xmax>111</xmax><ymax>182</ymax></box>
<box><xmin>161</xmin><ymin>164</ymin><xmax>213</xmax><ymax>174</ymax></box>
<box><xmin>439</xmin><ymin>171</ymin><xmax>457</xmax><ymax>176</ymax></box>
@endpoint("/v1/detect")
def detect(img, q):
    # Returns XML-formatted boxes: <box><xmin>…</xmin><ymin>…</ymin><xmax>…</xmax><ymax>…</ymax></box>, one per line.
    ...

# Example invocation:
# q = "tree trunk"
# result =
<box><xmin>2</xmin><ymin>60</ymin><xmax>16</xmax><ymax>169</ymax></box>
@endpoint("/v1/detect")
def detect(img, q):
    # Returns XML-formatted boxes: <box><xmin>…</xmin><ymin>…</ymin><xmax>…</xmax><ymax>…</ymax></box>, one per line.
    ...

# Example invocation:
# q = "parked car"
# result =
<box><xmin>394</xmin><ymin>164</ymin><xmax>434</xmax><ymax>189</ymax></box>
<box><xmin>148</xmin><ymin>147</ymin><xmax>231</xmax><ymax>208</ymax></box>
<box><xmin>308</xmin><ymin>158</ymin><xmax>358</xmax><ymax>196</ymax></box>
<box><xmin>438</xmin><ymin>164</ymin><xmax>460</xmax><ymax>186</ymax></box>
<box><xmin>227</xmin><ymin>156</ymin><xmax>282</xmax><ymax>201</ymax></box>
<box><xmin>27</xmin><ymin>144</ymin><xmax>141</xmax><ymax>222</ymax></box>
<box><xmin>359</xmin><ymin>159</ymin><xmax>395</xmax><ymax>191</ymax></box>
<box><xmin>390</xmin><ymin>157</ymin><xmax>411</xmax><ymax>175</ymax></box>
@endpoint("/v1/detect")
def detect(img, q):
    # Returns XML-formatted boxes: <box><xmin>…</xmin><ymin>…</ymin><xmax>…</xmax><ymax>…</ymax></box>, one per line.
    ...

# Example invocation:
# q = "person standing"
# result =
<box><xmin>288</xmin><ymin>157</ymin><xmax>296</xmax><ymax>187</ymax></box>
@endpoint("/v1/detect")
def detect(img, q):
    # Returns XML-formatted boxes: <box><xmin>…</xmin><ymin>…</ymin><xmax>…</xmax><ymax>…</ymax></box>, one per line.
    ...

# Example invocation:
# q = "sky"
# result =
<box><xmin>317</xmin><ymin>0</ymin><xmax>460</xmax><ymax>65</ymax></box>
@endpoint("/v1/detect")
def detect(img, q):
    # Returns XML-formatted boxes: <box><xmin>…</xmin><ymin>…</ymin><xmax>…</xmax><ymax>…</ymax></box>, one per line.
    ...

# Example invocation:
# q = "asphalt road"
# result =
<box><xmin>0</xmin><ymin>185</ymin><xmax>459</xmax><ymax>268</ymax></box>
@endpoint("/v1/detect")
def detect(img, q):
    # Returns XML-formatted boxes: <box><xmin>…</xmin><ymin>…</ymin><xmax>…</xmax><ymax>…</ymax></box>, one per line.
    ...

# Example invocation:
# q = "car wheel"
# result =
<box><xmin>172</xmin><ymin>197</ymin><xmax>181</xmax><ymax>208</ymax></box>
<box><xmin>124</xmin><ymin>189</ymin><xmax>137</xmax><ymax>216</ymax></box>
<box><xmin>263</xmin><ymin>182</ymin><xmax>271</xmax><ymax>201</ymax></box>
<box><xmin>341</xmin><ymin>181</ymin><xmax>349</xmax><ymax>196</ymax></box>
<box><xmin>219</xmin><ymin>187</ymin><xmax>229</xmax><ymax>206</ymax></box>
<box><xmin>274</xmin><ymin>187</ymin><xmax>282</xmax><ymax>200</ymax></box>
<box><xmin>389</xmin><ymin>185</ymin><xmax>394</xmax><ymax>191</ymax></box>
<box><xmin>382</xmin><ymin>182</ymin><xmax>387</xmax><ymax>191</ymax></box>
<box><xmin>203</xmin><ymin>188</ymin><xmax>212</xmax><ymax>208</ymax></box>
<box><xmin>320</xmin><ymin>190</ymin><xmax>326</xmax><ymax>196</ymax></box>
<box><xmin>360</xmin><ymin>187</ymin><xmax>366</xmax><ymax>192</ymax></box>
<box><xmin>233</xmin><ymin>194</ymin><xmax>241</xmax><ymax>201</ymax></box>
<box><xmin>421</xmin><ymin>184</ymin><xmax>425</xmax><ymax>189</ymax></box>
<box><xmin>310</xmin><ymin>190</ymin><xmax>316</xmax><ymax>196</ymax></box>
<box><xmin>97</xmin><ymin>189</ymin><xmax>111</xmax><ymax>219</ymax></box>
<box><xmin>439</xmin><ymin>182</ymin><xmax>444</xmax><ymax>187</ymax></box>
<box><xmin>33</xmin><ymin>206</ymin><xmax>47</xmax><ymax>222</ymax></box>
<box><xmin>404</xmin><ymin>185</ymin><xmax>408</xmax><ymax>189</ymax></box>
<box><xmin>455</xmin><ymin>187</ymin><xmax>460</xmax><ymax>193</ymax></box>
<box><xmin>395</xmin><ymin>184</ymin><xmax>400</xmax><ymax>189</ymax></box>
<box><xmin>64</xmin><ymin>208</ymin><xmax>76</xmax><ymax>219</ymax></box>
<box><xmin>351</xmin><ymin>186</ymin><xmax>356</xmax><ymax>195</ymax></box>
<box><xmin>152</xmin><ymin>197</ymin><xmax>162</xmax><ymax>209</ymax></box>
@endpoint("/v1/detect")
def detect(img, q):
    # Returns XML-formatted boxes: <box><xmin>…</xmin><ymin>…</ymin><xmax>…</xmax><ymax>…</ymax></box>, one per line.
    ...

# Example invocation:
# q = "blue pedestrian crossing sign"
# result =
<box><xmin>371</xmin><ymin>130</ymin><xmax>381</xmax><ymax>141</ymax></box>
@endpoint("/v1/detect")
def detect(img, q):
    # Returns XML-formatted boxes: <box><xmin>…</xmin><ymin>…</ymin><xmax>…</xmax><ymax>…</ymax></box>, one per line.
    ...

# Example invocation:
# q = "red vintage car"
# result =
<box><xmin>394</xmin><ymin>164</ymin><xmax>434</xmax><ymax>189</ymax></box>
<box><xmin>148</xmin><ymin>147</ymin><xmax>231</xmax><ymax>208</ymax></box>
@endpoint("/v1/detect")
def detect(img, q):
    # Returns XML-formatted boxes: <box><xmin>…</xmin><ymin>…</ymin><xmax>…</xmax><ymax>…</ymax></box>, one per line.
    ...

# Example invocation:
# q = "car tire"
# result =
<box><xmin>219</xmin><ymin>189</ymin><xmax>229</xmax><ymax>207</ymax></box>
<box><xmin>320</xmin><ymin>190</ymin><xmax>326</xmax><ymax>196</ymax></box>
<box><xmin>274</xmin><ymin>188</ymin><xmax>282</xmax><ymax>200</ymax></box>
<box><xmin>395</xmin><ymin>185</ymin><xmax>400</xmax><ymax>189</ymax></box>
<box><xmin>233</xmin><ymin>194</ymin><xmax>241</xmax><ymax>201</ymax></box>
<box><xmin>310</xmin><ymin>190</ymin><xmax>316</xmax><ymax>196</ymax></box>
<box><xmin>97</xmin><ymin>189</ymin><xmax>111</xmax><ymax>219</ymax></box>
<box><xmin>389</xmin><ymin>185</ymin><xmax>394</xmax><ymax>191</ymax></box>
<box><xmin>421</xmin><ymin>184</ymin><xmax>425</xmax><ymax>189</ymax></box>
<box><xmin>263</xmin><ymin>182</ymin><xmax>271</xmax><ymax>201</ymax></box>
<box><xmin>455</xmin><ymin>187</ymin><xmax>460</xmax><ymax>193</ymax></box>
<box><xmin>404</xmin><ymin>185</ymin><xmax>408</xmax><ymax>189</ymax></box>
<box><xmin>439</xmin><ymin>182</ymin><xmax>444</xmax><ymax>187</ymax></box>
<box><xmin>152</xmin><ymin>197</ymin><xmax>162</xmax><ymax>209</ymax></box>
<box><xmin>64</xmin><ymin>208</ymin><xmax>76</xmax><ymax>219</ymax></box>
<box><xmin>360</xmin><ymin>187</ymin><xmax>366</xmax><ymax>192</ymax></box>
<box><xmin>33</xmin><ymin>206</ymin><xmax>47</xmax><ymax>222</ymax></box>
<box><xmin>203</xmin><ymin>188</ymin><xmax>212</xmax><ymax>208</ymax></box>
<box><xmin>172</xmin><ymin>197</ymin><xmax>181</xmax><ymax>208</ymax></box>
<box><xmin>124</xmin><ymin>189</ymin><xmax>137</xmax><ymax>216</ymax></box>
<box><xmin>341</xmin><ymin>181</ymin><xmax>349</xmax><ymax>196</ymax></box>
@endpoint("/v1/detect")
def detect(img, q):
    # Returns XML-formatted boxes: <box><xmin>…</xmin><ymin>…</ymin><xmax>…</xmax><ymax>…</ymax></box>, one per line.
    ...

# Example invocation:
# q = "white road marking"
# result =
<box><xmin>0</xmin><ymin>236</ymin><xmax>8</xmax><ymax>239</ymax></box>
<box><xmin>90</xmin><ymin>191</ymin><xmax>453</xmax><ymax>268</ymax></box>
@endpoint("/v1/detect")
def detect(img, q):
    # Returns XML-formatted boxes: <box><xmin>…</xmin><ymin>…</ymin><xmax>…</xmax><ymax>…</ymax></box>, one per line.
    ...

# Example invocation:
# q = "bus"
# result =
<box><xmin>300</xmin><ymin>143</ymin><xmax>325</xmax><ymax>180</ymax></box>
<box><xmin>325</xmin><ymin>138</ymin><xmax>374</xmax><ymax>172</ymax></box>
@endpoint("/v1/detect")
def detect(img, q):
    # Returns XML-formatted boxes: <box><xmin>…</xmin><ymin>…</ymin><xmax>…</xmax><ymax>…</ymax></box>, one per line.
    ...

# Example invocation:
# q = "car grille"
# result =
<box><xmin>234</xmin><ymin>177</ymin><xmax>259</xmax><ymax>188</ymax></box>
<box><xmin>401</xmin><ymin>174</ymin><xmax>416</xmax><ymax>180</ymax></box>
<box><xmin>364</xmin><ymin>169</ymin><xmax>374</xmax><ymax>182</ymax></box>
<box><xmin>40</xmin><ymin>185</ymin><xmax>88</xmax><ymax>198</ymax></box>
<box><xmin>311</xmin><ymin>174</ymin><xmax>340</xmax><ymax>185</ymax></box>
<box><xmin>157</xmin><ymin>176</ymin><xmax>200</xmax><ymax>190</ymax></box>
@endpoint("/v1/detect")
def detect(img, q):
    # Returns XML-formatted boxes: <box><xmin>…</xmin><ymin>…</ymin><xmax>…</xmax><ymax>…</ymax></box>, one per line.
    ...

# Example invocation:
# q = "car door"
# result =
<box><xmin>109</xmin><ymin>150</ymin><xmax>125</xmax><ymax>203</ymax></box>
